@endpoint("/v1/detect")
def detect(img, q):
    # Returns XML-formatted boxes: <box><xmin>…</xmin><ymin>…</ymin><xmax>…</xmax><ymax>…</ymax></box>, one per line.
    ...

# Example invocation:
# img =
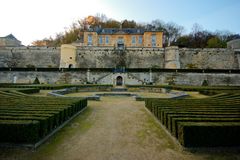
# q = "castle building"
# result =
<box><xmin>82</xmin><ymin>28</ymin><xmax>163</xmax><ymax>48</ymax></box>
<box><xmin>0</xmin><ymin>34</ymin><xmax>22</xmax><ymax>47</ymax></box>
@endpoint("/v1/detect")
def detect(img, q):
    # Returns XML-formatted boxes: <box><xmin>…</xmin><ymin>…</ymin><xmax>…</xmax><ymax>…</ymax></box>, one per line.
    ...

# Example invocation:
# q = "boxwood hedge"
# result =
<box><xmin>0</xmin><ymin>89</ymin><xmax>88</xmax><ymax>145</ymax></box>
<box><xmin>145</xmin><ymin>90</ymin><xmax>240</xmax><ymax>148</ymax></box>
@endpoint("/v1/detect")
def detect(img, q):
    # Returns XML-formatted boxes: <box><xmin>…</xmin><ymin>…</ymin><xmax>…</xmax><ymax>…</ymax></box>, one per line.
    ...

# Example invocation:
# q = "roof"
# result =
<box><xmin>227</xmin><ymin>39</ymin><xmax>240</xmax><ymax>49</ymax></box>
<box><xmin>89</xmin><ymin>28</ymin><xmax>148</xmax><ymax>35</ymax></box>
<box><xmin>0</xmin><ymin>34</ymin><xmax>20</xmax><ymax>41</ymax></box>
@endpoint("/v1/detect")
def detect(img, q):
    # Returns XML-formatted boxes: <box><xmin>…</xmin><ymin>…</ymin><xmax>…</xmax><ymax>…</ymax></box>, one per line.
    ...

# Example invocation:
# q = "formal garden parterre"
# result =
<box><xmin>1</xmin><ymin>84</ymin><xmax>240</xmax><ymax>150</ymax></box>
<box><xmin>145</xmin><ymin>88</ymin><xmax>240</xmax><ymax>148</ymax></box>
<box><xmin>0</xmin><ymin>88</ymin><xmax>87</xmax><ymax>147</ymax></box>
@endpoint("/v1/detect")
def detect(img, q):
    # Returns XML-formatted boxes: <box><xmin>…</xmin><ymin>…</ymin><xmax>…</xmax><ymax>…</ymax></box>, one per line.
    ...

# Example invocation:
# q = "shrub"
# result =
<box><xmin>0</xmin><ymin>120</ymin><xmax>40</xmax><ymax>143</ymax></box>
<box><xmin>145</xmin><ymin>90</ymin><xmax>240</xmax><ymax>147</ymax></box>
<box><xmin>202</xmin><ymin>79</ymin><xmax>208</xmax><ymax>86</ymax></box>
<box><xmin>26</xmin><ymin>64</ymin><xmax>35</xmax><ymax>68</ymax></box>
<box><xmin>186</xmin><ymin>63</ymin><xmax>198</xmax><ymax>69</ymax></box>
<box><xmin>0</xmin><ymin>90</ymin><xmax>88</xmax><ymax>146</ymax></box>
<box><xmin>33</xmin><ymin>77</ymin><xmax>40</xmax><ymax>84</ymax></box>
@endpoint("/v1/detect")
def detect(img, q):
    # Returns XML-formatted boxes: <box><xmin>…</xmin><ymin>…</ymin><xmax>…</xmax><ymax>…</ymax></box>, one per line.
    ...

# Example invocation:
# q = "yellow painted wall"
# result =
<box><xmin>143</xmin><ymin>32</ymin><xmax>163</xmax><ymax>48</ymax></box>
<box><xmin>60</xmin><ymin>44</ymin><xmax>77</xmax><ymax>68</ymax></box>
<box><xmin>83</xmin><ymin>32</ymin><xmax>98</xmax><ymax>46</ymax></box>
<box><xmin>97</xmin><ymin>34</ymin><xmax>144</xmax><ymax>47</ymax></box>
<box><xmin>83</xmin><ymin>31</ymin><xmax>163</xmax><ymax>48</ymax></box>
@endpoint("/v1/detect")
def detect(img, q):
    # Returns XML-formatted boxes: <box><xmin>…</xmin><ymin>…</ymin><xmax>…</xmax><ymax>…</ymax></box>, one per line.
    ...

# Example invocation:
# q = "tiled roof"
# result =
<box><xmin>0</xmin><ymin>34</ymin><xmax>19</xmax><ymax>41</ymax></box>
<box><xmin>96</xmin><ymin>28</ymin><xmax>145</xmax><ymax>35</ymax></box>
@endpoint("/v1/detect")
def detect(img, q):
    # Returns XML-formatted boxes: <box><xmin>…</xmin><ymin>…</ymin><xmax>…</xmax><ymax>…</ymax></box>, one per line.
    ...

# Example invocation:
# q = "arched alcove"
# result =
<box><xmin>68</xmin><ymin>64</ymin><xmax>73</xmax><ymax>68</ymax></box>
<box><xmin>116</xmin><ymin>76</ymin><xmax>123</xmax><ymax>86</ymax></box>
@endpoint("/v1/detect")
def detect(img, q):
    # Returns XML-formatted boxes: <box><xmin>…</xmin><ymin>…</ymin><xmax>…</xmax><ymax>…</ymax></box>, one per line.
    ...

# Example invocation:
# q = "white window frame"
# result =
<box><xmin>152</xmin><ymin>34</ymin><xmax>156</xmax><ymax>47</ymax></box>
<box><xmin>132</xmin><ymin>36</ymin><xmax>136</xmax><ymax>44</ymax></box>
<box><xmin>138</xmin><ymin>36</ymin><xmax>143</xmax><ymax>44</ymax></box>
<box><xmin>106</xmin><ymin>36</ymin><xmax>109</xmax><ymax>44</ymax></box>
<box><xmin>88</xmin><ymin>34</ymin><xmax>92</xmax><ymax>45</ymax></box>
<box><xmin>99</xmin><ymin>36</ymin><xmax>103</xmax><ymax>44</ymax></box>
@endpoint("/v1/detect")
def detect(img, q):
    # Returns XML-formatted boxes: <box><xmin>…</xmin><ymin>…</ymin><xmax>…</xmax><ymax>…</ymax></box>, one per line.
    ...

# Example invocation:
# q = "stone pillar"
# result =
<box><xmin>60</xmin><ymin>44</ymin><xmax>77</xmax><ymax>68</ymax></box>
<box><xmin>164</xmin><ymin>46</ymin><xmax>180</xmax><ymax>69</ymax></box>
<box><xmin>13</xmin><ymin>76</ymin><xmax>17</xmax><ymax>83</ymax></box>
<box><xmin>234</xmin><ymin>50</ymin><xmax>240</xmax><ymax>69</ymax></box>
<box><xmin>149</xmin><ymin>69</ymin><xmax>153</xmax><ymax>83</ymax></box>
<box><xmin>87</xmin><ymin>69</ymin><xmax>90</xmax><ymax>83</ymax></box>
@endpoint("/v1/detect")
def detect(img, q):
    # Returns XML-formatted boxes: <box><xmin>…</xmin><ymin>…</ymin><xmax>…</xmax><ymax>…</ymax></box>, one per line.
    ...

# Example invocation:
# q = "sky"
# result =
<box><xmin>1</xmin><ymin>0</ymin><xmax>240</xmax><ymax>45</ymax></box>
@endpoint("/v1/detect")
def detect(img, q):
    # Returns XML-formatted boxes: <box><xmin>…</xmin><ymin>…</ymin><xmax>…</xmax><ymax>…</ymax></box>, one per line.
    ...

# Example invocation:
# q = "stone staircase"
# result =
<box><xmin>96</xmin><ymin>73</ymin><xmax>112</xmax><ymax>83</ymax></box>
<box><xmin>127</xmin><ymin>73</ymin><xmax>144</xmax><ymax>84</ymax></box>
<box><xmin>111</xmin><ymin>87</ymin><xmax>128</xmax><ymax>92</ymax></box>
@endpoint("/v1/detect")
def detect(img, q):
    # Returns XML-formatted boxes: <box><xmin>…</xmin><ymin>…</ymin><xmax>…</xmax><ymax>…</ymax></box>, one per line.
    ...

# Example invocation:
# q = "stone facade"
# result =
<box><xmin>0</xmin><ymin>46</ymin><xmax>60</xmax><ymax>68</ymax></box>
<box><xmin>60</xmin><ymin>44</ymin><xmax>77</xmax><ymax>68</ymax></box>
<box><xmin>0</xmin><ymin>45</ymin><xmax>239</xmax><ymax>70</ymax></box>
<box><xmin>179</xmin><ymin>48</ymin><xmax>238</xmax><ymax>69</ymax></box>
<box><xmin>74</xmin><ymin>47</ymin><xmax>165</xmax><ymax>68</ymax></box>
<box><xmin>164</xmin><ymin>46</ymin><xmax>180</xmax><ymax>69</ymax></box>
<box><xmin>0</xmin><ymin>70</ymin><xmax>239</xmax><ymax>86</ymax></box>
<box><xmin>0</xmin><ymin>45</ymin><xmax>240</xmax><ymax>86</ymax></box>
<box><xmin>60</xmin><ymin>45</ymin><xmax>240</xmax><ymax>69</ymax></box>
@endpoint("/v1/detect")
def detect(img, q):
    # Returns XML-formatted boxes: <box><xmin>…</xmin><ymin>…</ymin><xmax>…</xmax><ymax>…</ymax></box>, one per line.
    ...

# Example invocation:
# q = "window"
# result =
<box><xmin>132</xmin><ymin>36</ymin><xmax>136</xmax><ymax>44</ymax></box>
<box><xmin>118</xmin><ymin>37</ymin><xmax>124</xmax><ymax>43</ymax></box>
<box><xmin>117</xmin><ymin>37</ymin><xmax>124</xmax><ymax>49</ymax></box>
<box><xmin>106</xmin><ymin>36</ymin><xmax>109</xmax><ymax>44</ymax></box>
<box><xmin>152</xmin><ymin>34</ymin><xmax>156</xmax><ymax>47</ymax></box>
<box><xmin>99</xmin><ymin>36</ymin><xmax>103</xmax><ymax>44</ymax></box>
<box><xmin>138</xmin><ymin>36</ymin><xmax>143</xmax><ymax>44</ymax></box>
<box><xmin>88</xmin><ymin>34</ymin><xmax>92</xmax><ymax>45</ymax></box>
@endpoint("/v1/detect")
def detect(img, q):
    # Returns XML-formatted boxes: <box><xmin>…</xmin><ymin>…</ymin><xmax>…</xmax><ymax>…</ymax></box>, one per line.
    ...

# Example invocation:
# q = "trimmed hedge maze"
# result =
<box><xmin>145</xmin><ymin>93</ymin><xmax>240</xmax><ymax>148</ymax></box>
<box><xmin>0</xmin><ymin>90</ymin><xmax>87</xmax><ymax>146</ymax></box>
<box><xmin>0</xmin><ymin>84</ymin><xmax>113</xmax><ymax>90</ymax></box>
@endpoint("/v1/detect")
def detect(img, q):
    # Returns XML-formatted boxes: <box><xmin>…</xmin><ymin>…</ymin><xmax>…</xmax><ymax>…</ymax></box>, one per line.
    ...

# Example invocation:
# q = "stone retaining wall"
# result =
<box><xmin>1</xmin><ymin>70</ymin><xmax>239</xmax><ymax>86</ymax></box>
<box><xmin>0</xmin><ymin>46</ymin><xmax>239</xmax><ymax>69</ymax></box>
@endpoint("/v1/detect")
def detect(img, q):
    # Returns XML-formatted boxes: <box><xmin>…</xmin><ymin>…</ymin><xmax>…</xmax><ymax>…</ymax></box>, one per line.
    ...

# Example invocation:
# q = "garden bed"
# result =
<box><xmin>145</xmin><ymin>89</ymin><xmax>240</xmax><ymax>148</ymax></box>
<box><xmin>0</xmin><ymin>89</ymin><xmax>87</xmax><ymax>148</ymax></box>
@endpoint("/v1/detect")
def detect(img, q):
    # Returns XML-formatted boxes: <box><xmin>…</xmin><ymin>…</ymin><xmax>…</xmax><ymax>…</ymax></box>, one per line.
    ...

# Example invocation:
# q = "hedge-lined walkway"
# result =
<box><xmin>0</xmin><ymin>97</ymin><xmax>239</xmax><ymax>160</ymax></box>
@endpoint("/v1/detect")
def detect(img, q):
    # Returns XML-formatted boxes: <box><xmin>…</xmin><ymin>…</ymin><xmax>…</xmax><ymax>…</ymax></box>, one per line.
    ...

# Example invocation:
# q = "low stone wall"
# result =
<box><xmin>153</xmin><ymin>72</ymin><xmax>240</xmax><ymax>86</ymax></box>
<box><xmin>1</xmin><ymin>70</ymin><xmax>239</xmax><ymax>86</ymax></box>
<box><xmin>0</xmin><ymin>71</ymin><xmax>87</xmax><ymax>84</ymax></box>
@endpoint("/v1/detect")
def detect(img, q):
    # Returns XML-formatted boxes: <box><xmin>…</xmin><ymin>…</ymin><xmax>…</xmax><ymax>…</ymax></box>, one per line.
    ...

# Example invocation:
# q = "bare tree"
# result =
<box><xmin>151</xmin><ymin>19</ymin><xmax>165</xmax><ymax>31</ymax></box>
<box><xmin>191</xmin><ymin>23</ymin><xmax>203</xmax><ymax>35</ymax></box>
<box><xmin>215</xmin><ymin>30</ymin><xmax>232</xmax><ymax>41</ymax></box>
<box><xmin>165</xmin><ymin>22</ymin><xmax>184</xmax><ymax>46</ymax></box>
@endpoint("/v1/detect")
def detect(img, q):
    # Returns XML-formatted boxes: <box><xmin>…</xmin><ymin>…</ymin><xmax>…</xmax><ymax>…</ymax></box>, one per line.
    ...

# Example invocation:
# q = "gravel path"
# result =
<box><xmin>0</xmin><ymin>96</ymin><xmax>239</xmax><ymax>160</ymax></box>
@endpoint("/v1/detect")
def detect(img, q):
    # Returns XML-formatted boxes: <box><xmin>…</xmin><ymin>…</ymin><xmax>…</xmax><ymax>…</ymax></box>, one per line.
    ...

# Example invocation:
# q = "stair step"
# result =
<box><xmin>111</xmin><ymin>88</ymin><xmax>128</xmax><ymax>92</ymax></box>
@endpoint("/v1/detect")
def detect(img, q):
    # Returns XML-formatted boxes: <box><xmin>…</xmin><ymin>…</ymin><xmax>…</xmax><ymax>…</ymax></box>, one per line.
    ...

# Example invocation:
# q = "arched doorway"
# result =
<box><xmin>68</xmin><ymin>64</ymin><xmax>73</xmax><ymax>68</ymax></box>
<box><xmin>116</xmin><ymin>76</ymin><xmax>123</xmax><ymax>86</ymax></box>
